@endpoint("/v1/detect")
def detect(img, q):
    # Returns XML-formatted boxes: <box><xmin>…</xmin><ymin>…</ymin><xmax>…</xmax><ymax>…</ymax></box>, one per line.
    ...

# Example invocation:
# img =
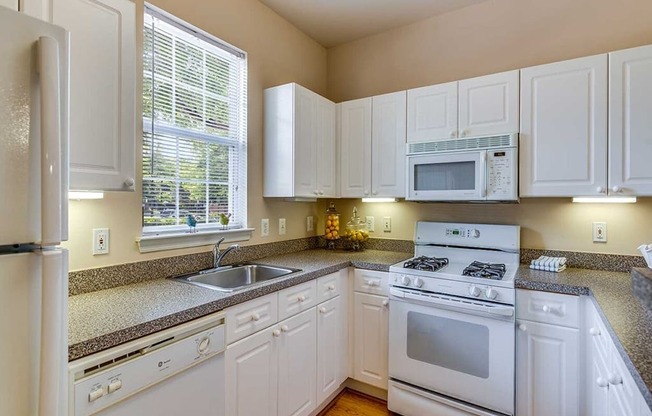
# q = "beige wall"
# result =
<box><xmin>327</xmin><ymin>0</ymin><xmax>652</xmax><ymax>101</ymax></box>
<box><xmin>64</xmin><ymin>0</ymin><xmax>326</xmax><ymax>271</ymax></box>
<box><xmin>325</xmin><ymin>0</ymin><xmax>652</xmax><ymax>256</ymax></box>
<box><xmin>320</xmin><ymin>199</ymin><xmax>652</xmax><ymax>256</ymax></box>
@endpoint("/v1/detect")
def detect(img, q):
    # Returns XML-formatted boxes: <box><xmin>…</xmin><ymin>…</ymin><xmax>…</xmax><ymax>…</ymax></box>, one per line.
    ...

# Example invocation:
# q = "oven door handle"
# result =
<box><xmin>390</xmin><ymin>288</ymin><xmax>514</xmax><ymax>318</ymax></box>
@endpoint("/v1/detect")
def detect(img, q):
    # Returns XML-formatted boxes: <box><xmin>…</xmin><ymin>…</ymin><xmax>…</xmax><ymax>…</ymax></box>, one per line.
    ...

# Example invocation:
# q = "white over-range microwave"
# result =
<box><xmin>406</xmin><ymin>133</ymin><xmax>518</xmax><ymax>202</ymax></box>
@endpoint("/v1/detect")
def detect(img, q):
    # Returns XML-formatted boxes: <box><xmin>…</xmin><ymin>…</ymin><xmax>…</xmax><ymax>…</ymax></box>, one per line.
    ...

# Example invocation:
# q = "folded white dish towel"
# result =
<box><xmin>530</xmin><ymin>256</ymin><xmax>567</xmax><ymax>272</ymax></box>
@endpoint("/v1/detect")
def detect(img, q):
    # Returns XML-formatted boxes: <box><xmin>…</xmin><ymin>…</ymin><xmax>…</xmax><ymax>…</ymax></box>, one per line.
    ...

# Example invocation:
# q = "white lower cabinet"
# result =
<box><xmin>353</xmin><ymin>291</ymin><xmax>389</xmax><ymax>390</ymax></box>
<box><xmin>225</xmin><ymin>326</ymin><xmax>278</xmax><ymax>416</ymax></box>
<box><xmin>278</xmin><ymin>308</ymin><xmax>317</xmax><ymax>416</ymax></box>
<box><xmin>516</xmin><ymin>319</ymin><xmax>580</xmax><ymax>415</ymax></box>
<box><xmin>585</xmin><ymin>299</ymin><xmax>649</xmax><ymax>416</ymax></box>
<box><xmin>316</xmin><ymin>296</ymin><xmax>343</xmax><ymax>404</ymax></box>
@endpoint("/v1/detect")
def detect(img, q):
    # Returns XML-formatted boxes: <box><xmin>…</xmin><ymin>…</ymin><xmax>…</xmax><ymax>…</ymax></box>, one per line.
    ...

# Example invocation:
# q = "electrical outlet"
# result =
<box><xmin>366</xmin><ymin>216</ymin><xmax>375</xmax><ymax>232</ymax></box>
<box><xmin>307</xmin><ymin>216</ymin><xmax>314</xmax><ymax>232</ymax></box>
<box><xmin>383</xmin><ymin>217</ymin><xmax>391</xmax><ymax>232</ymax></box>
<box><xmin>261</xmin><ymin>218</ymin><xmax>269</xmax><ymax>237</ymax></box>
<box><xmin>593</xmin><ymin>222</ymin><xmax>607</xmax><ymax>243</ymax></box>
<box><xmin>279</xmin><ymin>218</ymin><xmax>286</xmax><ymax>235</ymax></box>
<box><xmin>93</xmin><ymin>228</ymin><xmax>109</xmax><ymax>255</ymax></box>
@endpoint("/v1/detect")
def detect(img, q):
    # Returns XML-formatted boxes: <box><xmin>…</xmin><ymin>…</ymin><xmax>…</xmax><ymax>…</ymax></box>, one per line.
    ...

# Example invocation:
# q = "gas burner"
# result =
<box><xmin>403</xmin><ymin>256</ymin><xmax>449</xmax><ymax>272</ymax></box>
<box><xmin>462</xmin><ymin>261</ymin><xmax>507</xmax><ymax>280</ymax></box>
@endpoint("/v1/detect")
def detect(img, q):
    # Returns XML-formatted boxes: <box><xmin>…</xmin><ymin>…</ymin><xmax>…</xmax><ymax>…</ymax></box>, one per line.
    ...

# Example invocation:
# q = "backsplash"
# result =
<box><xmin>69</xmin><ymin>237</ymin><xmax>645</xmax><ymax>296</ymax></box>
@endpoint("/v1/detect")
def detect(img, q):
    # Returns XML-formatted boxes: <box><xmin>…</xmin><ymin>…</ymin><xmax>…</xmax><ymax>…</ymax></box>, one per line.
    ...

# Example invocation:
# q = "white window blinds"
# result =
<box><xmin>142</xmin><ymin>5</ymin><xmax>247</xmax><ymax>233</ymax></box>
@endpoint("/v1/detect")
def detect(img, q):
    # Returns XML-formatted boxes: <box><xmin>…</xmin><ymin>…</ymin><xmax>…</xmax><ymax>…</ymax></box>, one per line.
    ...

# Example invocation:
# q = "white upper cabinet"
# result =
<box><xmin>407</xmin><ymin>72</ymin><xmax>519</xmax><ymax>143</ymax></box>
<box><xmin>458</xmin><ymin>70</ymin><xmax>519</xmax><ymax>137</ymax></box>
<box><xmin>407</xmin><ymin>82</ymin><xmax>457</xmax><ymax>143</ymax></box>
<box><xmin>371</xmin><ymin>91</ymin><xmax>406</xmax><ymax>197</ymax></box>
<box><xmin>340</xmin><ymin>92</ymin><xmax>406</xmax><ymax>198</ymax></box>
<box><xmin>609</xmin><ymin>44</ymin><xmax>652</xmax><ymax>196</ymax></box>
<box><xmin>49</xmin><ymin>0</ymin><xmax>136</xmax><ymax>191</ymax></box>
<box><xmin>520</xmin><ymin>55</ymin><xmax>608</xmax><ymax>197</ymax></box>
<box><xmin>1</xmin><ymin>0</ymin><xmax>18</xmax><ymax>10</ymax></box>
<box><xmin>264</xmin><ymin>83</ymin><xmax>337</xmax><ymax>198</ymax></box>
<box><xmin>339</xmin><ymin>98</ymin><xmax>372</xmax><ymax>197</ymax></box>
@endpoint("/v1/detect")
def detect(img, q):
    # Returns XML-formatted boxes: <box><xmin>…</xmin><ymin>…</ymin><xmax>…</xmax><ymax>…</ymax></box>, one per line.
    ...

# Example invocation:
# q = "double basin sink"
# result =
<box><xmin>172</xmin><ymin>264</ymin><xmax>301</xmax><ymax>292</ymax></box>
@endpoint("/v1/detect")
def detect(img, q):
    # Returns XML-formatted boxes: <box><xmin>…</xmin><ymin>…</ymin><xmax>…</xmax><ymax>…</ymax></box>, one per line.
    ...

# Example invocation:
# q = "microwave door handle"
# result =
<box><xmin>480</xmin><ymin>151</ymin><xmax>487</xmax><ymax>198</ymax></box>
<box><xmin>391</xmin><ymin>288</ymin><xmax>514</xmax><ymax>318</ymax></box>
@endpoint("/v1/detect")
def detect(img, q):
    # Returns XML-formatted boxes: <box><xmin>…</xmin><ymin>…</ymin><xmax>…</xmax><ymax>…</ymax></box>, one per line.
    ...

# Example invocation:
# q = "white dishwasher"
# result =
<box><xmin>69</xmin><ymin>312</ymin><xmax>225</xmax><ymax>416</ymax></box>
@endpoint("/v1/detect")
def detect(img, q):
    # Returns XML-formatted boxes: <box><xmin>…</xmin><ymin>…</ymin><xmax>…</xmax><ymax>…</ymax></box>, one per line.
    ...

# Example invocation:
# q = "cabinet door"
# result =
<box><xmin>459</xmin><ymin>70</ymin><xmax>519</xmax><ymax>137</ymax></box>
<box><xmin>278</xmin><ymin>308</ymin><xmax>317</xmax><ymax>416</ymax></box>
<box><xmin>371</xmin><ymin>91</ymin><xmax>406</xmax><ymax>197</ymax></box>
<box><xmin>587</xmin><ymin>337</ymin><xmax>610</xmax><ymax>416</ymax></box>
<box><xmin>294</xmin><ymin>85</ymin><xmax>318</xmax><ymax>197</ymax></box>
<box><xmin>1</xmin><ymin>0</ymin><xmax>18</xmax><ymax>10</ymax></box>
<box><xmin>353</xmin><ymin>292</ymin><xmax>389</xmax><ymax>390</ymax></box>
<box><xmin>520</xmin><ymin>55</ymin><xmax>607</xmax><ymax>197</ymax></box>
<box><xmin>340</xmin><ymin>98</ymin><xmax>372</xmax><ymax>197</ymax></box>
<box><xmin>609</xmin><ymin>45</ymin><xmax>652</xmax><ymax>196</ymax></box>
<box><xmin>517</xmin><ymin>320</ymin><xmax>580</xmax><ymax>416</ymax></box>
<box><xmin>225</xmin><ymin>327</ymin><xmax>278</xmax><ymax>416</ymax></box>
<box><xmin>406</xmin><ymin>82</ymin><xmax>457</xmax><ymax>143</ymax></box>
<box><xmin>315</xmin><ymin>96</ymin><xmax>338</xmax><ymax>197</ymax></box>
<box><xmin>317</xmin><ymin>296</ymin><xmax>342</xmax><ymax>404</ymax></box>
<box><xmin>53</xmin><ymin>0</ymin><xmax>136</xmax><ymax>191</ymax></box>
<box><xmin>608</xmin><ymin>345</ymin><xmax>639</xmax><ymax>416</ymax></box>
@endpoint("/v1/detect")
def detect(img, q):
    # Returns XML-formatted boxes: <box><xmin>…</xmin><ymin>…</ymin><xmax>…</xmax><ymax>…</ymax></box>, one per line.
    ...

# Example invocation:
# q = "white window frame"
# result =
<box><xmin>138</xmin><ymin>4</ymin><xmax>252</xmax><ymax>253</ymax></box>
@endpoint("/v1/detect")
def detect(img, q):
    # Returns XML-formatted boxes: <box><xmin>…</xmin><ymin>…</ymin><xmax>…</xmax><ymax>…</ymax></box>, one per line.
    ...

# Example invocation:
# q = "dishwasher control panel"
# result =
<box><xmin>74</xmin><ymin>323</ymin><xmax>225</xmax><ymax>414</ymax></box>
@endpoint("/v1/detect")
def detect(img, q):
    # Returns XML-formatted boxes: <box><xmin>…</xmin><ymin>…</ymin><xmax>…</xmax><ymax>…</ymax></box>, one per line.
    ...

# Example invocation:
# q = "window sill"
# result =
<box><xmin>137</xmin><ymin>228</ymin><xmax>254</xmax><ymax>253</ymax></box>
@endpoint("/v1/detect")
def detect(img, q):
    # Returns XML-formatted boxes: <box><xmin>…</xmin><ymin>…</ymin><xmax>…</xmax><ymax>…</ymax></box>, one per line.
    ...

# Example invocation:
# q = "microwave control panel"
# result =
<box><xmin>486</xmin><ymin>148</ymin><xmax>518</xmax><ymax>200</ymax></box>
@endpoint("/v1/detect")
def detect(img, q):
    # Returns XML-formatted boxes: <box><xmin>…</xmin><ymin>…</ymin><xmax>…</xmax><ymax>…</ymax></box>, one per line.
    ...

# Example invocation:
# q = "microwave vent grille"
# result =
<box><xmin>408</xmin><ymin>134</ymin><xmax>516</xmax><ymax>154</ymax></box>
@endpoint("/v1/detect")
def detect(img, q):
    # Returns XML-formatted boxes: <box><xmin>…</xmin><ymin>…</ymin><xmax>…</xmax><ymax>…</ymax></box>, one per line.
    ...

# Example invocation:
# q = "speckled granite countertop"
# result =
<box><xmin>68</xmin><ymin>249</ymin><xmax>411</xmax><ymax>361</ymax></box>
<box><xmin>516</xmin><ymin>266</ymin><xmax>652</xmax><ymax>407</ymax></box>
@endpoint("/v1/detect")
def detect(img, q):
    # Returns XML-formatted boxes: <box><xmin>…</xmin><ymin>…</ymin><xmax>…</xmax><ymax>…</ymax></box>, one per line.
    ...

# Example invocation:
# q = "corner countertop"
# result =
<box><xmin>515</xmin><ymin>266</ymin><xmax>652</xmax><ymax>407</ymax></box>
<box><xmin>68</xmin><ymin>249</ymin><xmax>411</xmax><ymax>361</ymax></box>
<box><xmin>68</xmin><ymin>249</ymin><xmax>651</xmax><ymax>407</ymax></box>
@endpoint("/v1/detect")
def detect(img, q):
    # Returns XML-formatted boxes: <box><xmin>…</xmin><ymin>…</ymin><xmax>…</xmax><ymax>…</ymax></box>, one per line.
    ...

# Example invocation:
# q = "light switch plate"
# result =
<box><xmin>593</xmin><ymin>222</ymin><xmax>607</xmax><ymax>243</ymax></box>
<box><xmin>93</xmin><ymin>228</ymin><xmax>109</xmax><ymax>255</ymax></box>
<box><xmin>383</xmin><ymin>217</ymin><xmax>391</xmax><ymax>232</ymax></box>
<box><xmin>261</xmin><ymin>219</ymin><xmax>269</xmax><ymax>237</ymax></box>
<box><xmin>366</xmin><ymin>216</ymin><xmax>375</xmax><ymax>232</ymax></box>
<box><xmin>279</xmin><ymin>218</ymin><xmax>286</xmax><ymax>235</ymax></box>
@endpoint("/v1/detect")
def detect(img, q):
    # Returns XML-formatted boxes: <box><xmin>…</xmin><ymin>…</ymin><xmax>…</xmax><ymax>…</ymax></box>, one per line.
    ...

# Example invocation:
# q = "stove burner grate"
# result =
<box><xmin>462</xmin><ymin>261</ymin><xmax>506</xmax><ymax>280</ymax></box>
<box><xmin>403</xmin><ymin>256</ymin><xmax>449</xmax><ymax>272</ymax></box>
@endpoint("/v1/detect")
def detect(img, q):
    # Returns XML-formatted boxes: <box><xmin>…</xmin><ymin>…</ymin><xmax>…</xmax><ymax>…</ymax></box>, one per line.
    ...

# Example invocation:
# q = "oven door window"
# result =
<box><xmin>414</xmin><ymin>161</ymin><xmax>476</xmax><ymax>191</ymax></box>
<box><xmin>407</xmin><ymin>311</ymin><xmax>489</xmax><ymax>378</ymax></box>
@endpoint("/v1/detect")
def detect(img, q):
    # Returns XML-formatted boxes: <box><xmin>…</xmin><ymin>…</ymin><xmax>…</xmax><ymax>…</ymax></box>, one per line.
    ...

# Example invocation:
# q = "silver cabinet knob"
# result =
<box><xmin>124</xmin><ymin>178</ymin><xmax>135</xmax><ymax>188</ymax></box>
<box><xmin>596</xmin><ymin>377</ymin><xmax>609</xmax><ymax>388</ymax></box>
<box><xmin>612</xmin><ymin>185</ymin><xmax>621</xmax><ymax>193</ymax></box>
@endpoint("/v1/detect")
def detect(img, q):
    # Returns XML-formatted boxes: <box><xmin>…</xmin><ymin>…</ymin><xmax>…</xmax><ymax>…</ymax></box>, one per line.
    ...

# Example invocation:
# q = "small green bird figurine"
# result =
<box><xmin>187</xmin><ymin>214</ymin><xmax>197</xmax><ymax>233</ymax></box>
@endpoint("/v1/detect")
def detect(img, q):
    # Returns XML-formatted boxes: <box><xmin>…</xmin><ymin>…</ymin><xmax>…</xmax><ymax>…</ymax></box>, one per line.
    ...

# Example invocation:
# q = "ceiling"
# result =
<box><xmin>259</xmin><ymin>0</ymin><xmax>491</xmax><ymax>48</ymax></box>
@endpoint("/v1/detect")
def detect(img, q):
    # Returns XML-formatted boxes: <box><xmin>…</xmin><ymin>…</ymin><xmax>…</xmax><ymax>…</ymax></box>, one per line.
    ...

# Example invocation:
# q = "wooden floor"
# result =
<box><xmin>320</xmin><ymin>390</ymin><xmax>391</xmax><ymax>416</ymax></box>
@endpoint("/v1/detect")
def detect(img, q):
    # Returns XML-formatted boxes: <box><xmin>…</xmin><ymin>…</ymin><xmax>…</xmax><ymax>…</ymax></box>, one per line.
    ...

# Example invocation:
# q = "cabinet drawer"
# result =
<box><xmin>516</xmin><ymin>289</ymin><xmax>579</xmax><ymax>328</ymax></box>
<box><xmin>278</xmin><ymin>280</ymin><xmax>317</xmax><ymax>321</ymax></box>
<box><xmin>316</xmin><ymin>272</ymin><xmax>340</xmax><ymax>303</ymax></box>
<box><xmin>354</xmin><ymin>269</ymin><xmax>389</xmax><ymax>296</ymax></box>
<box><xmin>225</xmin><ymin>293</ymin><xmax>278</xmax><ymax>344</ymax></box>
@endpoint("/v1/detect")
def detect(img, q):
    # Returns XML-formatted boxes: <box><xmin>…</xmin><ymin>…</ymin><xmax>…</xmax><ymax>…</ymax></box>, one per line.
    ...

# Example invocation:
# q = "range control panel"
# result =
<box><xmin>445</xmin><ymin>227</ymin><xmax>480</xmax><ymax>239</ymax></box>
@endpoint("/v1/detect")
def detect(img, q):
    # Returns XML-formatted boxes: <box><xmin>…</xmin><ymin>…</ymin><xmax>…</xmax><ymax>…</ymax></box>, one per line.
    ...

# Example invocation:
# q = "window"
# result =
<box><xmin>142</xmin><ymin>5</ymin><xmax>247</xmax><ymax>235</ymax></box>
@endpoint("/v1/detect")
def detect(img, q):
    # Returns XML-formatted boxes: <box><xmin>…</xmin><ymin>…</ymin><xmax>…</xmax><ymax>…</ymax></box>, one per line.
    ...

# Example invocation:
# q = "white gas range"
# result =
<box><xmin>388</xmin><ymin>221</ymin><xmax>520</xmax><ymax>416</ymax></box>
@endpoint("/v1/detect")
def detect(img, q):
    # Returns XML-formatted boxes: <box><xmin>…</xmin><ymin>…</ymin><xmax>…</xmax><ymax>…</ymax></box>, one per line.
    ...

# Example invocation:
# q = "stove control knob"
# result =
<box><xmin>485</xmin><ymin>288</ymin><xmax>498</xmax><ymax>300</ymax></box>
<box><xmin>469</xmin><ymin>285</ymin><xmax>481</xmax><ymax>297</ymax></box>
<box><xmin>400</xmin><ymin>275</ymin><xmax>411</xmax><ymax>286</ymax></box>
<box><xmin>472</xmin><ymin>229</ymin><xmax>481</xmax><ymax>238</ymax></box>
<box><xmin>413</xmin><ymin>277</ymin><xmax>424</xmax><ymax>288</ymax></box>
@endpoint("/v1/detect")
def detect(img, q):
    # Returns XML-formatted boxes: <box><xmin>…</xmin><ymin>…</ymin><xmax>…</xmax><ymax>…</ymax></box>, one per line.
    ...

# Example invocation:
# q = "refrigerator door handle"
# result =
<box><xmin>37</xmin><ymin>36</ymin><xmax>62</xmax><ymax>246</ymax></box>
<box><xmin>39</xmin><ymin>249</ymin><xmax>68</xmax><ymax>416</ymax></box>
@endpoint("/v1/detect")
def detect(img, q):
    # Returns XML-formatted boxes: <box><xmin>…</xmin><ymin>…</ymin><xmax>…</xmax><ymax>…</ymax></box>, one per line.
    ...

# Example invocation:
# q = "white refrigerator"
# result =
<box><xmin>0</xmin><ymin>6</ymin><xmax>70</xmax><ymax>416</ymax></box>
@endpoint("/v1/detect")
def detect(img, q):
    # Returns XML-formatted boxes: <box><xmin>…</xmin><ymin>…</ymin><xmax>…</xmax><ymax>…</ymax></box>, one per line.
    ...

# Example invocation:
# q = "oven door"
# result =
<box><xmin>407</xmin><ymin>151</ymin><xmax>486</xmax><ymax>201</ymax></box>
<box><xmin>389</xmin><ymin>287</ymin><xmax>515</xmax><ymax>415</ymax></box>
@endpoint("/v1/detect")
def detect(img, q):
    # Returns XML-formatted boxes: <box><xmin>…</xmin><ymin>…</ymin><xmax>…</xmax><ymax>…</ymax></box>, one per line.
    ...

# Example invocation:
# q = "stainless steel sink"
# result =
<box><xmin>171</xmin><ymin>264</ymin><xmax>301</xmax><ymax>292</ymax></box>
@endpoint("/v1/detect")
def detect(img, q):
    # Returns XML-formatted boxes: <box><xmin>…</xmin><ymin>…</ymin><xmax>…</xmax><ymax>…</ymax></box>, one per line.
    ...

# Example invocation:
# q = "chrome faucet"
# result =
<box><xmin>213</xmin><ymin>237</ymin><xmax>239</xmax><ymax>268</ymax></box>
